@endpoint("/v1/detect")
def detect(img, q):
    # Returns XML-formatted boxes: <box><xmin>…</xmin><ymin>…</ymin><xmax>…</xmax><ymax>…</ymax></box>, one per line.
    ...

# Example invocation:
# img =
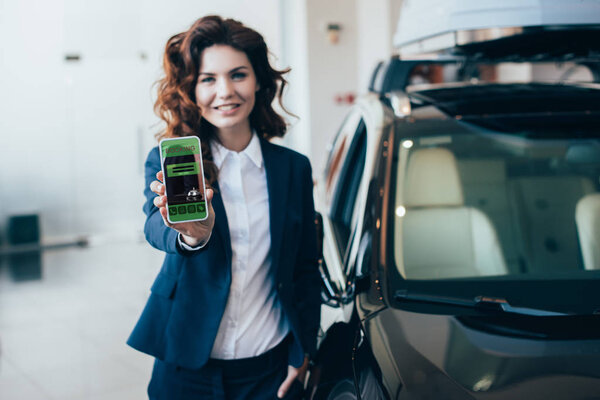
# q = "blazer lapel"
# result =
<box><xmin>261</xmin><ymin>139</ymin><xmax>289</xmax><ymax>274</ymax></box>
<box><xmin>210</xmin><ymin>181</ymin><xmax>232</xmax><ymax>265</ymax></box>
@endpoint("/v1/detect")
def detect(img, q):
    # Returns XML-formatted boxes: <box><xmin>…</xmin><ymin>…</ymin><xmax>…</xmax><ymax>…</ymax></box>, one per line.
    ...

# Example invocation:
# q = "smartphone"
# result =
<box><xmin>159</xmin><ymin>136</ymin><xmax>208</xmax><ymax>224</ymax></box>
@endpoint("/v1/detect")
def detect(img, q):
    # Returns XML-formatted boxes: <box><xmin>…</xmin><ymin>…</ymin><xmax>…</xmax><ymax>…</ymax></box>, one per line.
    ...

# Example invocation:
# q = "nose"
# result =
<box><xmin>216</xmin><ymin>77</ymin><xmax>234</xmax><ymax>99</ymax></box>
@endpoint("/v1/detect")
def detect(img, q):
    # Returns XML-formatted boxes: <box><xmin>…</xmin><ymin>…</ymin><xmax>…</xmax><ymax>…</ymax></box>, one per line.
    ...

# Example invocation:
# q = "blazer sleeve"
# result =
<box><xmin>293</xmin><ymin>157</ymin><xmax>322</xmax><ymax>359</ymax></box>
<box><xmin>142</xmin><ymin>147</ymin><xmax>202</xmax><ymax>256</ymax></box>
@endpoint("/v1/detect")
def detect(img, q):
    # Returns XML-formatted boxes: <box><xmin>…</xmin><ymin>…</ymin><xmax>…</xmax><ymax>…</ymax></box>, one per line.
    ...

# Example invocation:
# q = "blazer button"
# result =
<box><xmin>278</xmin><ymin>283</ymin><xmax>283</xmax><ymax>291</ymax></box>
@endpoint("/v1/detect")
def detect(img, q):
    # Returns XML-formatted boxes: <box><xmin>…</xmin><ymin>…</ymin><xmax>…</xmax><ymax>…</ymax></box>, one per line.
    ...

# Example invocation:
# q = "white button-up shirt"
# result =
<box><xmin>207</xmin><ymin>133</ymin><xmax>290</xmax><ymax>359</ymax></box>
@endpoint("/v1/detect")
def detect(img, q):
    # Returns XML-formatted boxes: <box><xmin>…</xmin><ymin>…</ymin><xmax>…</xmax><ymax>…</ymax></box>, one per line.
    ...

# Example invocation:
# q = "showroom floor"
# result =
<box><xmin>0</xmin><ymin>239</ymin><xmax>161</xmax><ymax>400</ymax></box>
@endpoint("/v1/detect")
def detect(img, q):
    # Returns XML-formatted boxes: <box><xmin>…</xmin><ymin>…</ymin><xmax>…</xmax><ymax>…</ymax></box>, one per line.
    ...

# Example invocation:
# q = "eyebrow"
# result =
<box><xmin>198</xmin><ymin>66</ymin><xmax>249</xmax><ymax>76</ymax></box>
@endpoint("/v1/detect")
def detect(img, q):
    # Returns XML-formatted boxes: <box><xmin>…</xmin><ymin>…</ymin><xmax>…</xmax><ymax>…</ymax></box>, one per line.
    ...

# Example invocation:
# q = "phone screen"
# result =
<box><xmin>159</xmin><ymin>137</ymin><xmax>208</xmax><ymax>223</ymax></box>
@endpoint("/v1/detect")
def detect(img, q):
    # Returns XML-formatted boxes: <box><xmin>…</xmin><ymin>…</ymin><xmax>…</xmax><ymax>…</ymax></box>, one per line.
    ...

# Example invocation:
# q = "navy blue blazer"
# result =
<box><xmin>127</xmin><ymin>137</ymin><xmax>321</xmax><ymax>369</ymax></box>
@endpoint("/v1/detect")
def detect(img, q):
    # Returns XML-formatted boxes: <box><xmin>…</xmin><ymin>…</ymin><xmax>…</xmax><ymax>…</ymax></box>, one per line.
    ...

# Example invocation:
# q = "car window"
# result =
<box><xmin>324</xmin><ymin>114</ymin><xmax>350</xmax><ymax>184</ymax></box>
<box><xmin>330</xmin><ymin>119</ymin><xmax>367</xmax><ymax>256</ymax></box>
<box><xmin>391</xmin><ymin>117</ymin><xmax>600</xmax><ymax>280</ymax></box>
<box><xmin>324</xmin><ymin>112</ymin><xmax>363</xmax><ymax>208</ymax></box>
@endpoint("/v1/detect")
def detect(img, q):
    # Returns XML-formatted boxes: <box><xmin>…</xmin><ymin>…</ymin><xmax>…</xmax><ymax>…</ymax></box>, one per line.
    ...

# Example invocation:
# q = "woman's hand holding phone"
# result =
<box><xmin>151</xmin><ymin>170</ymin><xmax>215</xmax><ymax>247</ymax></box>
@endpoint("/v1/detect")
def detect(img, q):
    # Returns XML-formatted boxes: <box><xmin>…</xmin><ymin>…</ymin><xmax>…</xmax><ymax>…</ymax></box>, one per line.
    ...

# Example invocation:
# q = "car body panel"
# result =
<box><xmin>364</xmin><ymin>308</ymin><xmax>600</xmax><ymax>399</ymax></box>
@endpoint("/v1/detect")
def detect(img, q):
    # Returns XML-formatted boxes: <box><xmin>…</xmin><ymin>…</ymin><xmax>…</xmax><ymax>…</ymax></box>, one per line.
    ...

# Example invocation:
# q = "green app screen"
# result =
<box><xmin>160</xmin><ymin>137</ymin><xmax>207</xmax><ymax>222</ymax></box>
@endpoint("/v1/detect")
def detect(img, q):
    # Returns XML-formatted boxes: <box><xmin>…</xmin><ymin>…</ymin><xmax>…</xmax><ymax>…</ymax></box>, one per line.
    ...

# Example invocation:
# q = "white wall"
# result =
<box><xmin>305</xmin><ymin>0</ymin><xmax>358</xmax><ymax>173</ymax></box>
<box><xmin>0</xmin><ymin>0</ymin><xmax>282</xmax><ymax>242</ymax></box>
<box><xmin>357</xmin><ymin>0</ymin><xmax>393</xmax><ymax>94</ymax></box>
<box><xmin>279</xmin><ymin>0</ymin><xmax>311</xmax><ymax>157</ymax></box>
<box><xmin>1</xmin><ymin>0</ymin><xmax>74</xmax><ymax>239</ymax></box>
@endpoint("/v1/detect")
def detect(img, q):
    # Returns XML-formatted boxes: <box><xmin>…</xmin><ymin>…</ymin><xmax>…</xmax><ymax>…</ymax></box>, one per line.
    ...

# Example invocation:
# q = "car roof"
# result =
<box><xmin>394</xmin><ymin>0</ymin><xmax>600</xmax><ymax>57</ymax></box>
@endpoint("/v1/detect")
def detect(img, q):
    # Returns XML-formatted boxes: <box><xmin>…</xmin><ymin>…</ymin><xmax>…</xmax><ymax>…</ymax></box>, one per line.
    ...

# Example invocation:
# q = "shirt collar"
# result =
<box><xmin>210</xmin><ymin>132</ymin><xmax>264</xmax><ymax>170</ymax></box>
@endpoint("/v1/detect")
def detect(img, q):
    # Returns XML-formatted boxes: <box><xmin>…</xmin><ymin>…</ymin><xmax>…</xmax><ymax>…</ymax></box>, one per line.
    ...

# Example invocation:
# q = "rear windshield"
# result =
<box><xmin>391</xmin><ymin>115</ymin><xmax>600</xmax><ymax>280</ymax></box>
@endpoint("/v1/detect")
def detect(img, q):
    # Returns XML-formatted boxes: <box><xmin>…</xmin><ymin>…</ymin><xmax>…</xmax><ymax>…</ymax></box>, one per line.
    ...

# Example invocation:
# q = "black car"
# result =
<box><xmin>308</xmin><ymin>26</ymin><xmax>600</xmax><ymax>400</ymax></box>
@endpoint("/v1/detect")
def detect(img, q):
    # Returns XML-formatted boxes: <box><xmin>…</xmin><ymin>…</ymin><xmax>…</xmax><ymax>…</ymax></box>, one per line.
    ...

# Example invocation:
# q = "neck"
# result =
<box><xmin>217</xmin><ymin>122</ymin><xmax>253</xmax><ymax>152</ymax></box>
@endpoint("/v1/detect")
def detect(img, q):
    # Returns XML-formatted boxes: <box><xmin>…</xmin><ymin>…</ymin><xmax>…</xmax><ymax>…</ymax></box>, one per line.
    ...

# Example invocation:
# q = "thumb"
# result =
<box><xmin>277</xmin><ymin>371</ymin><xmax>296</xmax><ymax>398</ymax></box>
<box><xmin>204</xmin><ymin>188</ymin><xmax>215</xmax><ymax>220</ymax></box>
<box><xmin>205</xmin><ymin>188</ymin><xmax>214</xmax><ymax>204</ymax></box>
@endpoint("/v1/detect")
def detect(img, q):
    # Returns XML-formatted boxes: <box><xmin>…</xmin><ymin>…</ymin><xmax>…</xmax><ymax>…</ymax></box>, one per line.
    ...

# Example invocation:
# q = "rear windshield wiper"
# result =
<box><xmin>394</xmin><ymin>290</ymin><xmax>568</xmax><ymax>316</ymax></box>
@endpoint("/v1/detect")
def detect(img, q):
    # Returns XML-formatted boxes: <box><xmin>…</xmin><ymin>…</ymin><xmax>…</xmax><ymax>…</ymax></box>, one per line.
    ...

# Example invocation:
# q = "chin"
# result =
<box><xmin>216</xmin><ymin>119</ymin><xmax>243</xmax><ymax>129</ymax></box>
<box><xmin>208</xmin><ymin>119</ymin><xmax>247</xmax><ymax>132</ymax></box>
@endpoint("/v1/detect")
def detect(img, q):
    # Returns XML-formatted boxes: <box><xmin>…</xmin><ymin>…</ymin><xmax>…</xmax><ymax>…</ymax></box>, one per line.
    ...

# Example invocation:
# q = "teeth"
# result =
<box><xmin>217</xmin><ymin>105</ymin><xmax>238</xmax><ymax>111</ymax></box>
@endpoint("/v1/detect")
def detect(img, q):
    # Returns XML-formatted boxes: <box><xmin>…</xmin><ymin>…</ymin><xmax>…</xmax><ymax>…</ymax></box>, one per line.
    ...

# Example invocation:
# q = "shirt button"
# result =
<box><xmin>278</xmin><ymin>283</ymin><xmax>283</xmax><ymax>291</ymax></box>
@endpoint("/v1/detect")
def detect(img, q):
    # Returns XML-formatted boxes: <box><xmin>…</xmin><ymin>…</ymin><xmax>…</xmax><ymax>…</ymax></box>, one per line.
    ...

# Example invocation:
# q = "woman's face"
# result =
<box><xmin>195</xmin><ymin>45</ymin><xmax>259</xmax><ymax>136</ymax></box>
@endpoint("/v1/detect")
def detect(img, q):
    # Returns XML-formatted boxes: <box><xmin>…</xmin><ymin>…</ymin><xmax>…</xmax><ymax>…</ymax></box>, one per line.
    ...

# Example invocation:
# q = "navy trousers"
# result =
<box><xmin>147</xmin><ymin>337</ymin><xmax>304</xmax><ymax>400</ymax></box>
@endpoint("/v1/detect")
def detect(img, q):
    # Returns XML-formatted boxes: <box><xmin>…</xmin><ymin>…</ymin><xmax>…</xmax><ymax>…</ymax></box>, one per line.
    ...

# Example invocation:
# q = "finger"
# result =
<box><xmin>277</xmin><ymin>370</ymin><xmax>297</xmax><ymax>399</ymax></box>
<box><xmin>150</xmin><ymin>181</ymin><xmax>165</xmax><ymax>195</ymax></box>
<box><xmin>202</xmin><ymin>189</ymin><xmax>215</xmax><ymax>221</ymax></box>
<box><xmin>205</xmin><ymin>188</ymin><xmax>214</xmax><ymax>204</ymax></box>
<box><xmin>156</xmin><ymin>170</ymin><xmax>164</xmax><ymax>183</ymax></box>
<box><xmin>153</xmin><ymin>195</ymin><xmax>166</xmax><ymax>208</ymax></box>
<box><xmin>159</xmin><ymin>205</ymin><xmax>172</xmax><ymax>227</ymax></box>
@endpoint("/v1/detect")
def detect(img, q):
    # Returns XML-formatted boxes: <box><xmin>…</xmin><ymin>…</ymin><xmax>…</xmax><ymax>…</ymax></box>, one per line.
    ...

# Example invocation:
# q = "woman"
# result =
<box><xmin>127</xmin><ymin>15</ymin><xmax>321</xmax><ymax>400</ymax></box>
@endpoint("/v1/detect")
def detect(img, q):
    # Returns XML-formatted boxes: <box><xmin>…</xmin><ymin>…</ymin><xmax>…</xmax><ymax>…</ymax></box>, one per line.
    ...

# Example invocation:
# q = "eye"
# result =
<box><xmin>199</xmin><ymin>76</ymin><xmax>214</xmax><ymax>83</ymax></box>
<box><xmin>232</xmin><ymin>72</ymin><xmax>247</xmax><ymax>80</ymax></box>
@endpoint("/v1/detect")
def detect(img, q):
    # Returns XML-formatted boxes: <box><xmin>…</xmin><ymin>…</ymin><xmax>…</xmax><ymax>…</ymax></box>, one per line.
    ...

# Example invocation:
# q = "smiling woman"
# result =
<box><xmin>127</xmin><ymin>15</ymin><xmax>320</xmax><ymax>400</ymax></box>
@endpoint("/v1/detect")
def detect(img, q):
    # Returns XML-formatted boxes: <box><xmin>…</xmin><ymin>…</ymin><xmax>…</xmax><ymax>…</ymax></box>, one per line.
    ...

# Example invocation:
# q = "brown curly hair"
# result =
<box><xmin>154</xmin><ymin>15</ymin><xmax>292</xmax><ymax>185</ymax></box>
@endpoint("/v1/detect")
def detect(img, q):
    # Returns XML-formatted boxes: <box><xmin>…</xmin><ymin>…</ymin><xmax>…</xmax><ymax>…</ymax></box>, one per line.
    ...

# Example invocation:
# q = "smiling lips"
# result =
<box><xmin>214</xmin><ymin>104</ymin><xmax>240</xmax><ymax>111</ymax></box>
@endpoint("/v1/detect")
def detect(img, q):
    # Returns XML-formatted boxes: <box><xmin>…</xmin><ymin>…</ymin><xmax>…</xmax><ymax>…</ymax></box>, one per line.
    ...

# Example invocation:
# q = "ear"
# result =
<box><xmin>255</xmin><ymin>81</ymin><xmax>261</xmax><ymax>92</ymax></box>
